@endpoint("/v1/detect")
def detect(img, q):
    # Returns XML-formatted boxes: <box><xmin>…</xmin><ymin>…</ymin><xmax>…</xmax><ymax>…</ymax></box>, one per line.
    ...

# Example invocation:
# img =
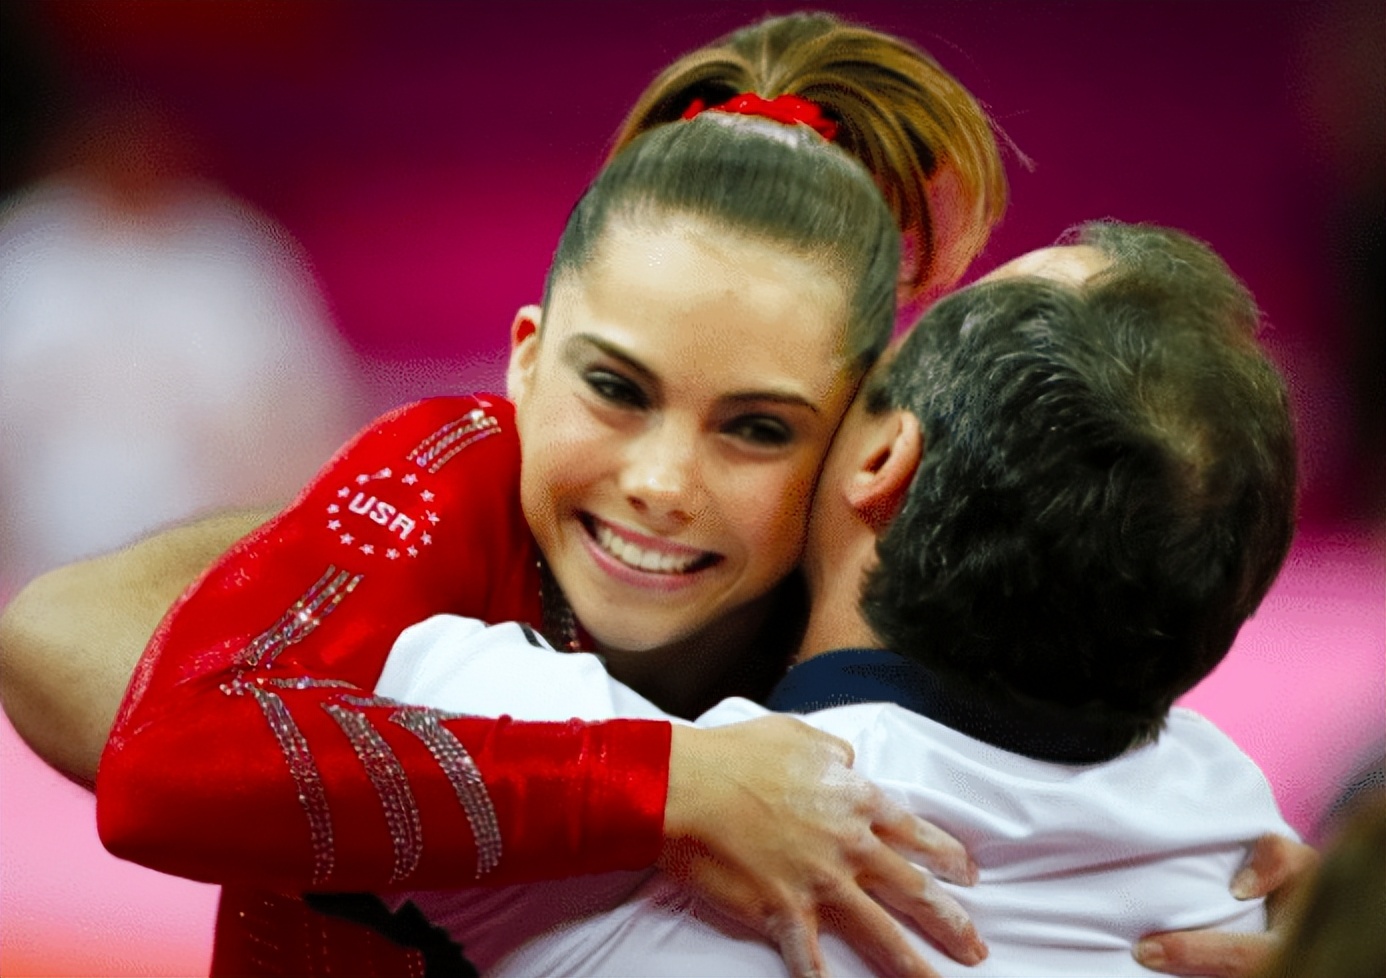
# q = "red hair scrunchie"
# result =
<box><xmin>682</xmin><ymin>92</ymin><xmax>839</xmax><ymax>142</ymax></box>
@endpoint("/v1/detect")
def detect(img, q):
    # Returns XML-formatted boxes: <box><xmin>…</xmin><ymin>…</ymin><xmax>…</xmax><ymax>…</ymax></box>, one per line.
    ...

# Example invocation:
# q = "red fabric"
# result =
<box><xmin>95</xmin><ymin>395</ymin><xmax>671</xmax><ymax>974</ymax></box>
<box><xmin>210</xmin><ymin>890</ymin><xmax>427</xmax><ymax>978</ymax></box>
<box><xmin>682</xmin><ymin>92</ymin><xmax>839</xmax><ymax>141</ymax></box>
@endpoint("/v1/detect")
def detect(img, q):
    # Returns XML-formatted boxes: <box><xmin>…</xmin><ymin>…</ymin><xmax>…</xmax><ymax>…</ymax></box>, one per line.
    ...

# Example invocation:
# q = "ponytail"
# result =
<box><xmin>612</xmin><ymin>12</ymin><xmax>1007</xmax><ymax>303</ymax></box>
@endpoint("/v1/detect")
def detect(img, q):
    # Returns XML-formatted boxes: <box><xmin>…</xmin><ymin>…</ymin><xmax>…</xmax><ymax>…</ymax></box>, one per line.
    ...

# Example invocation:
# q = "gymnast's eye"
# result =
<box><xmin>584</xmin><ymin>368</ymin><xmax>648</xmax><ymax>409</ymax></box>
<box><xmin>723</xmin><ymin>414</ymin><xmax>794</xmax><ymax>447</ymax></box>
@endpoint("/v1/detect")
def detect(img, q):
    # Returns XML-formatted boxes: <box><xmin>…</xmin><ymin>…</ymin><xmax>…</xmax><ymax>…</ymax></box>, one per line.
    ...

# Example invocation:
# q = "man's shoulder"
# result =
<box><xmin>1162</xmin><ymin>706</ymin><xmax>1253</xmax><ymax>755</ymax></box>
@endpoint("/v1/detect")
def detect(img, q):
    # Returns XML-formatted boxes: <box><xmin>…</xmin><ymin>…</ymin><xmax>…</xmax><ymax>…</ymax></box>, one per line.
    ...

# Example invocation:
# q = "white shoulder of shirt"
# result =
<box><xmin>379</xmin><ymin>618</ymin><xmax>1289</xmax><ymax>839</ymax></box>
<box><xmin>377</xmin><ymin>613</ymin><xmax>677</xmax><ymax>722</ymax></box>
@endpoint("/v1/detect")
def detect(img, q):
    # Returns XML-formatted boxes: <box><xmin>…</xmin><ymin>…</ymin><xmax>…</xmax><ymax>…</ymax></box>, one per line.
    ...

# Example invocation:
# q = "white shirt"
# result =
<box><xmin>376</xmin><ymin>614</ymin><xmax>1295</xmax><ymax>976</ymax></box>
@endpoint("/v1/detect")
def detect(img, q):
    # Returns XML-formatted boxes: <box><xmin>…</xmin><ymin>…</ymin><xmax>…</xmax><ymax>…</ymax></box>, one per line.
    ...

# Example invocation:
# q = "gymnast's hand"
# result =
<box><xmin>659</xmin><ymin>715</ymin><xmax>986</xmax><ymax>978</ymax></box>
<box><xmin>1134</xmin><ymin>833</ymin><xmax>1319</xmax><ymax>977</ymax></box>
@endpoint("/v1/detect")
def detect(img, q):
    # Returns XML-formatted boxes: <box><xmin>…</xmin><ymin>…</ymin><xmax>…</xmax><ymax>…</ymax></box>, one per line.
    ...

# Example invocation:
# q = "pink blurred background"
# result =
<box><xmin>1</xmin><ymin>2</ymin><xmax>1381</xmax><ymax>975</ymax></box>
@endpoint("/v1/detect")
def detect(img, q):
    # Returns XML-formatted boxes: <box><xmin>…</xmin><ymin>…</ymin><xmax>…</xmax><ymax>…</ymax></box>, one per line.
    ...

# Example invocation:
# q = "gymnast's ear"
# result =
<box><xmin>506</xmin><ymin>305</ymin><xmax>542</xmax><ymax>403</ymax></box>
<box><xmin>844</xmin><ymin>409</ymin><xmax>923</xmax><ymax>532</ymax></box>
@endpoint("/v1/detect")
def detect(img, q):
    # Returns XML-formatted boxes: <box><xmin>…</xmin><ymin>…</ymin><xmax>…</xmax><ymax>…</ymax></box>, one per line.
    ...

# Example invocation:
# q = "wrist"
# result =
<box><xmin>663</xmin><ymin>724</ymin><xmax>697</xmax><ymax>840</ymax></box>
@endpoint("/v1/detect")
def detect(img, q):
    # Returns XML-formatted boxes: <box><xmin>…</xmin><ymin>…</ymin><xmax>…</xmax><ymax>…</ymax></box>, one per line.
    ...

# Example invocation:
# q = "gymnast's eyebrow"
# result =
<box><xmin>564</xmin><ymin>333</ymin><xmax>820</xmax><ymax>414</ymax></box>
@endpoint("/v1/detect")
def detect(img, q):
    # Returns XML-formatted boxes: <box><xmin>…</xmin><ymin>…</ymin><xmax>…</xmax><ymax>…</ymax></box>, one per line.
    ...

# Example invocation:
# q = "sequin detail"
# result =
<box><xmin>323</xmin><ymin>704</ymin><xmax>423</xmax><ymax>883</ymax></box>
<box><xmin>249</xmin><ymin>687</ymin><xmax>335</xmax><ymax>884</ymax></box>
<box><xmin>338</xmin><ymin>693</ymin><xmax>407</xmax><ymax>711</ymax></box>
<box><xmin>391</xmin><ymin>708</ymin><xmax>503</xmax><ymax>877</ymax></box>
<box><xmin>238</xmin><ymin>566</ymin><xmax>363</xmax><ymax>669</ymax></box>
<box><xmin>407</xmin><ymin>408</ymin><xmax>501</xmax><ymax>473</ymax></box>
<box><xmin>265</xmin><ymin>676</ymin><xmax>357</xmax><ymax>691</ymax></box>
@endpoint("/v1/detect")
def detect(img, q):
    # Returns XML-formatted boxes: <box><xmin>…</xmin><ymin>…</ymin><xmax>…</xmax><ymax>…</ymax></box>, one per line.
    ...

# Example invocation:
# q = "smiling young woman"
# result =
<box><xmin>45</xmin><ymin>12</ymin><xmax>1008</xmax><ymax>978</ymax></box>
<box><xmin>508</xmin><ymin>214</ymin><xmax>857</xmax><ymax>707</ymax></box>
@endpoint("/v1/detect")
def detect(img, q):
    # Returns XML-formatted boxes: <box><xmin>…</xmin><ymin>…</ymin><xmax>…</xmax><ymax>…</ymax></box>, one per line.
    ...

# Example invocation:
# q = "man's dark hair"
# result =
<box><xmin>860</xmin><ymin>221</ymin><xmax>1297</xmax><ymax>748</ymax></box>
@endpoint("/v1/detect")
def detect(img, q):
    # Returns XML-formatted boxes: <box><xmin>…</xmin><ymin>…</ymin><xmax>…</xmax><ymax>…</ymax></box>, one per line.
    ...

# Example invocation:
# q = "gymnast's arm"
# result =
<box><xmin>93</xmin><ymin>396</ymin><xmax>671</xmax><ymax>893</ymax></box>
<box><xmin>0</xmin><ymin>508</ymin><xmax>269</xmax><ymax>788</ymax></box>
<box><xmin>1138</xmin><ymin>833</ymin><xmax>1321</xmax><ymax>978</ymax></box>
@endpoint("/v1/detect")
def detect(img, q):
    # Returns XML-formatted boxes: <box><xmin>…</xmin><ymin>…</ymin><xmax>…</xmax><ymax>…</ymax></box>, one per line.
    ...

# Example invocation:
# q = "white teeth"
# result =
<box><xmin>595</xmin><ymin>523</ymin><xmax>699</xmax><ymax>574</ymax></box>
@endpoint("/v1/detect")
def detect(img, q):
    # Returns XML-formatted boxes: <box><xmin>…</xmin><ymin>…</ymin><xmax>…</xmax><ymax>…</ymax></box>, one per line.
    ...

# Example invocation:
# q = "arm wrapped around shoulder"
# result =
<box><xmin>97</xmin><ymin>396</ymin><xmax>673</xmax><ymax>890</ymax></box>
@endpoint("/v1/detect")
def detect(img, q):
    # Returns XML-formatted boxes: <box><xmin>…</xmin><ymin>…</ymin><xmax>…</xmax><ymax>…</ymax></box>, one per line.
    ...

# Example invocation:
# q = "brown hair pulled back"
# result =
<box><xmin>612</xmin><ymin>11</ymin><xmax>1007</xmax><ymax>302</ymax></box>
<box><xmin>546</xmin><ymin>113</ymin><xmax>899</xmax><ymax>374</ymax></box>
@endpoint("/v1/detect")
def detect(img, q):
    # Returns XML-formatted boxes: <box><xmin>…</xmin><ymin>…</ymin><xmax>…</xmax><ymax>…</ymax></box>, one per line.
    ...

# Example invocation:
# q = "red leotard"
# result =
<box><xmin>96</xmin><ymin>395</ymin><xmax>671</xmax><ymax>975</ymax></box>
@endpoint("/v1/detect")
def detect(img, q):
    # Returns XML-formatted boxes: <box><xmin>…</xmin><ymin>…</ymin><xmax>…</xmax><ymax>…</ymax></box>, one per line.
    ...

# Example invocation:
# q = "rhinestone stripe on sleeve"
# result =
<box><xmin>323</xmin><ymin>703</ymin><xmax>424</xmax><ymax>884</ymax></box>
<box><xmin>248</xmin><ymin>687</ymin><xmax>335</xmax><ymax>885</ymax></box>
<box><xmin>406</xmin><ymin>408</ymin><xmax>501</xmax><ymax>474</ymax></box>
<box><xmin>336</xmin><ymin>693</ymin><xmax>405</xmax><ymax>711</ymax></box>
<box><xmin>265</xmin><ymin>677</ymin><xmax>357</xmax><ymax>691</ymax></box>
<box><xmin>390</xmin><ymin>708</ymin><xmax>503</xmax><ymax>878</ymax></box>
<box><xmin>237</xmin><ymin>566</ymin><xmax>363</xmax><ymax>669</ymax></box>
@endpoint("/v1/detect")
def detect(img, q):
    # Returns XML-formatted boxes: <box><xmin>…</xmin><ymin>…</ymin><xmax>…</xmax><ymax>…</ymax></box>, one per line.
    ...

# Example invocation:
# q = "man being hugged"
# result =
<box><xmin>377</xmin><ymin>221</ymin><xmax>1300</xmax><ymax>975</ymax></box>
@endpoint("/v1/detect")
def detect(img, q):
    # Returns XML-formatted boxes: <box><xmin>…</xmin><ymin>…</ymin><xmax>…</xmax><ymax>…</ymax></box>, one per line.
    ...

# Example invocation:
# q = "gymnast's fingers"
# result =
<box><xmin>1135</xmin><ymin>929</ymin><xmax>1276</xmax><ymax>977</ymax></box>
<box><xmin>871</xmin><ymin>793</ymin><xmax>977</xmax><ymax>887</ymax></box>
<box><xmin>861</xmin><ymin>851</ymin><xmax>987</xmax><ymax>967</ymax></box>
<box><xmin>766</xmin><ymin>910</ymin><xmax>826</xmax><ymax>978</ymax></box>
<box><xmin>1231</xmin><ymin>833</ymin><xmax>1318</xmax><ymax>904</ymax></box>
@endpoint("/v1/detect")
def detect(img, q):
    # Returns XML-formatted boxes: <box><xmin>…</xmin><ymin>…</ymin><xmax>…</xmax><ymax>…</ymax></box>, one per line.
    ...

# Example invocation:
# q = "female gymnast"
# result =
<box><xmin>94</xmin><ymin>13</ymin><xmax>1003</xmax><ymax>978</ymax></box>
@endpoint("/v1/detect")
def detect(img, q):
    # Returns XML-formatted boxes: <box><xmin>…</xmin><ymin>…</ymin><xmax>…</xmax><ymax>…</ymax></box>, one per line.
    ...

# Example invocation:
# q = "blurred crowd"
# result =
<box><xmin>1</xmin><ymin>6</ymin><xmax>365</xmax><ymax>599</ymax></box>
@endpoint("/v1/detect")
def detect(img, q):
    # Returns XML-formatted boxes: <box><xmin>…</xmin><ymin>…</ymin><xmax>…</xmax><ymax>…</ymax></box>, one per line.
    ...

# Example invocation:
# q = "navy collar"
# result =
<box><xmin>764</xmin><ymin>649</ymin><xmax>1132</xmax><ymax>765</ymax></box>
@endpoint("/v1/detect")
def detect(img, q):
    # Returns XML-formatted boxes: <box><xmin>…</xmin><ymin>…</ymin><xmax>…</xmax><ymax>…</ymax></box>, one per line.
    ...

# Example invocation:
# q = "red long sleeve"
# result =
<box><xmin>97</xmin><ymin>395</ymin><xmax>671</xmax><ymax>893</ymax></box>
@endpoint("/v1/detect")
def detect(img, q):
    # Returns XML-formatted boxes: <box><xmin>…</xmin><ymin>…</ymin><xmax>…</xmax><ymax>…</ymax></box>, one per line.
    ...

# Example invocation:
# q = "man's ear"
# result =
<box><xmin>506</xmin><ymin>305</ymin><xmax>542</xmax><ymax>404</ymax></box>
<box><xmin>844</xmin><ymin>410</ymin><xmax>923</xmax><ymax>531</ymax></box>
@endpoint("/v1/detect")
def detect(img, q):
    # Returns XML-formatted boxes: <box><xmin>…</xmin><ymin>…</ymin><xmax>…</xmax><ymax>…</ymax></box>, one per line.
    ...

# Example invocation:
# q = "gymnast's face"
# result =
<box><xmin>507</xmin><ymin>213</ymin><xmax>856</xmax><ymax>657</ymax></box>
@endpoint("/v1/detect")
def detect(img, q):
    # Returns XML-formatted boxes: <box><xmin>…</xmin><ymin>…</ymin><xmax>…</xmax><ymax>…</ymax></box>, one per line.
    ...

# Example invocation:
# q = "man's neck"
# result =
<box><xmin>796</xmin><ymin>550</ymin><xmax>881</xmax><ymax>663</ymax></box>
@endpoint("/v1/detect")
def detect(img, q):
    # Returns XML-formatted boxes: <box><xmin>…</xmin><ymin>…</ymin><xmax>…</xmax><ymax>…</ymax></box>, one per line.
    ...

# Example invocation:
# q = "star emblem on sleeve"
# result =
<box><xmin>324</xmin><ymin>461</ymin><xmax>447</xmax><ymax>560</ymax></box>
